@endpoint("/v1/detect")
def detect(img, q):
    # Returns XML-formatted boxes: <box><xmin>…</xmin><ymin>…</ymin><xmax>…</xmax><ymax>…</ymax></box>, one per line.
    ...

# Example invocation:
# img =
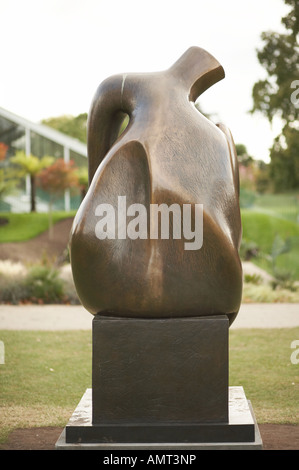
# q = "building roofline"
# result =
<box><xmin>0</xmin><ymin>106</ymin><xmax>87</xmax><ymax>157</ymax></box>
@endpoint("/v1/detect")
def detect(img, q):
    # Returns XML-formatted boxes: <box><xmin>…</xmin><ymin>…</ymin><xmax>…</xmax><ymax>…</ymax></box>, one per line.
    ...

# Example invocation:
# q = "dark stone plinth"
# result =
<box><xmin>56</xmin><ymin>387</ymin><xmax>262</xmax><ymax>449</ymax></box>
<box><xmin>92</xmin><ymin>315</ymin><xmax>229</xmax><ymax>426</ymax></box>
<box><xmin>55</xmin><ymin>314</ymin><xmax>262</xmax><ymax>449</ymax></box>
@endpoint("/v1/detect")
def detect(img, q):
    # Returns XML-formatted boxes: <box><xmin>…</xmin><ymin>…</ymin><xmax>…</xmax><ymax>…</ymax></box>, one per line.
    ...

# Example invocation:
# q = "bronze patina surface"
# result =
<box><xmin>70</xmin><ymin>46</ymin><xmax>242</xmax><ymax>324</ymax></box>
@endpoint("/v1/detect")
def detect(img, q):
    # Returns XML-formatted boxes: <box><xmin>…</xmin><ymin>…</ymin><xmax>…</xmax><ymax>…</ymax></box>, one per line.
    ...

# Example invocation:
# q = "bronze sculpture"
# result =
<box><xmin>57</xmin><ymin>48</ymin><xmax>263</xmax><ymax>449</ymax></box>
<box><xmin>69</xmin><ymin>46</ymin><xmax>242</xmax><ymax>325</ymax></box>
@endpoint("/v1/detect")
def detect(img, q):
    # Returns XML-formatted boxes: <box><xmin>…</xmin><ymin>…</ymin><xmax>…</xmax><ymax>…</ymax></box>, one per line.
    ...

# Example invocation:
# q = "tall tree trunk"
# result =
<box><xmin>48</xmin><ymin>196</ymin><xmax>53</xmax><ymax>240</ymax></box>
<box><xmin>30</xmin><ymin>175</ymin><xmax>36</xmax><ymax>212</ymax></box>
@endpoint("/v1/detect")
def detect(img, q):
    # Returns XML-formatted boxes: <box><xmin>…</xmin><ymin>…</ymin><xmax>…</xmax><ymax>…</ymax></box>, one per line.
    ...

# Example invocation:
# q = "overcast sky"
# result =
<box><xmin>0</xmin><ymin>0</ymin><xmax>290</xmax><ymax>161</ymax></box>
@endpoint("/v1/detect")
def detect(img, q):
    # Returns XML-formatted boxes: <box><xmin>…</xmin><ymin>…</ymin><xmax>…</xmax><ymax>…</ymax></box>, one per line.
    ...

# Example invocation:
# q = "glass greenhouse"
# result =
<box><xmin>0</xmin><ymin>106</ymin><xmax>87</xmax><ymax>212</ymax></box>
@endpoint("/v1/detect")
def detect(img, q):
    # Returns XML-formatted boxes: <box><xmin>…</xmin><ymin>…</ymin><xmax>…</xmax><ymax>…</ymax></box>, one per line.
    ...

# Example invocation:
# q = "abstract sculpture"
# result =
<box><xmin>70</xmin><ymin>46</ymin><xmax>242</xmax><ymax>325</ymax></box>
<box><xmin>57</xmin><ymin>47</ymin><xmax>262</xmax><ymax>449</ymax></box>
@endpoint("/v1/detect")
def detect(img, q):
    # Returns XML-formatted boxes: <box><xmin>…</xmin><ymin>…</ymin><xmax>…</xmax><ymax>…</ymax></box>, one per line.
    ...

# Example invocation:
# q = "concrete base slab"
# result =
<box><xmin>55</xmin><ymin>387</ymin><xmax>263</xmax><ymax>450</ymax></box>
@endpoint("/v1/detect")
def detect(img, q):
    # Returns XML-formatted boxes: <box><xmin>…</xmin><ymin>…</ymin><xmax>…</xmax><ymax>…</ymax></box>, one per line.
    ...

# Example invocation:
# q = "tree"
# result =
<box><xmin>251</xmin><ymin>0</ymin><xmax>298</xmax><ymax>124</ymax></box>
<box><xmin>0</xmin><ymin>142</ymin><xmax>14</xmax><ymax>201</ymax></box>
<box><xmin>38</xmin><ymin>159</ymin><xmax>78</xmax><ymax>237</ymax></box>
<box><xmin>236</xmin><ymin>143</ymin><xmax>271</xmax><ymax>195</ymax></box>
<box><xmin>0</xmin><ymin>142</ymin><xmax>8</xmax><ymax>161</ymax></box>
<box><xmin>75</xmin><ymin>166</ymin><xmax>88</xmax><ymax>202</ymax></box>
<box><xmin>42</xmin><ymin>113</ymin><xmax>88</xmax><ymax>143</ymax></box>
<box><xmin>269</xmin><ymin>125</ymin><xmax>299</xmax><ymax>190</ymax></box>
<box><xmin>235</xmin><ymin>143</ymin><xmax>254</xmax><ymax>167</ymax></box>
<box><xmin>251</xmin><ymin>0</ymin><xmax>299</xmax><ymax>192</ymax></box>
<box><xmin>38</xmin><ymin>158</ymin><xmax>78</xmax><ymax>199</ymax></box>
<box><xmin>0</xmin><ymin>168</ymin><xmax>18</xmax><ymax>202</ymax></box>
<box><xmin>10</xmin><ymin>151</ymin><xmax>54</xmax><ymax>212</ymax></box>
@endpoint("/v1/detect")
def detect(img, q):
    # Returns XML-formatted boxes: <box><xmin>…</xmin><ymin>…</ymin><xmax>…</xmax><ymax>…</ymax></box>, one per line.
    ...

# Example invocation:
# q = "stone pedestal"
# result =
<box><xmin>56</xmin><ymin>315</ymin><xmax>262</xmax><ymax>449</ymax></box>
<box><xmin>56</xmin><ymin>387</ymin><xmax>262</xmax><ymax>449</ymax></box>
<box><xmin>92</xmin><ymin>315</ymin><xmax>229</xmax><ymax>426</ymax></box>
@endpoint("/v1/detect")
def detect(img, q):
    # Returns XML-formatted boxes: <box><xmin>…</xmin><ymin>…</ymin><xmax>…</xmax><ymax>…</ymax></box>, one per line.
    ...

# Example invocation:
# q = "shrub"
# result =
<box><xmin>242</xmin><ymin>282</ymin><xmax>299</xmax><ymax>303</ymax></box>
<box><xmin>239</xmin><ymin>188</ymin><xmax>256</xmax><ymax>208</ymax></box>
<box><xmin>0</xmin><ymin>261</ymin><xmax>80</xmax><ymax>305</ymax></box>
<box><xmin>0</xmin><ymin>272</ymin><xmax>29</xmax><ymax>304</ymax></box>
<box><xmin>23</xmin><ymin>265</ymin><xmax>65</xmax><ymax>303</ymax></box>
<box><xmin>244</xmin><ymin>273</ymin><xmax>262</xmax><ymax>285</ymax></box>
<box><xmin>271</xmin><ymin>267</ymin><xmax>298</xmax><ymax>292</ymax></box>
<box><xmin>239</xmin><ymin>239</ymin><xmax>259</xmax><ymax>260</ymax></box>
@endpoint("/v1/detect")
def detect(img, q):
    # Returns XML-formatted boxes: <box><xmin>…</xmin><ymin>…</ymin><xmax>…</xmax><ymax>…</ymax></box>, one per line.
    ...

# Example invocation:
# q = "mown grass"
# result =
<box><xmin>0</xmin><ymin>211</ymin><xmax>75</xmax><ymax>243</ymax></box>
<box><xmin>254</xmin><ymin>192</ymin><xmax>299</xmax><ymax>223</ymax></box>
<box><xmin>241</xmin><ymin>210</ymin><xmax>299</xmax><ymax>253</ymax></box>
<box><xmin>0</xmin><ymin>330</ymin><xmax>92</xmax><ymax>443</ymax></box>
<box><xmin>241</xmin><ymin>209</ymin><xmax>299</xmax><ymax>280</ymax></box>
<box><xmin>229</xmin><ymin>328</ymin><xmax>299</xmax><ymax>424</ymax></box>
<box><xmin>0</xmin><ymin>328</ymin><xmax>298</xmax><ymax>443</ymax></box>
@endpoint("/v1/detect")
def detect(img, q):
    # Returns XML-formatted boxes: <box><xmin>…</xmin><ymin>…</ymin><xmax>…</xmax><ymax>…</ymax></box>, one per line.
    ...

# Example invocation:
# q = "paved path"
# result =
<box><xmin>0</xmin><ymin>303</ymin><xmax>298</xmax><ymax>330</ymax></box>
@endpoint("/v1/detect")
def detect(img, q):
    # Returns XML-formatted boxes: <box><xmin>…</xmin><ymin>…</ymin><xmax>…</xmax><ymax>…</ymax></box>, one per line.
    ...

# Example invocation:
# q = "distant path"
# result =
<box><xmin>231</xmin><ymin>303</ymin><xmax>299</xmax><ymax>329</ymax></box>
<box><xmin>0</xmin><ymin>303</ymin><xmax>298</xmax><ymax>330</ymax></box>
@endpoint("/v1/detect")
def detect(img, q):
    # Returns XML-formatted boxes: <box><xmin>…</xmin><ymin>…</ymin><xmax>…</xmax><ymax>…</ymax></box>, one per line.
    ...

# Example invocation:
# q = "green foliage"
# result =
<box><xmin>253</xmin><ymin>192</ymin><xmax>299</xmax><ymax>222</ymax></box>
<box><xmin>239</xmin><ymin>188</ymin><xmax>256</xmax><ymax>208</ymax></box>
<box><xmin>236</xmin><ymin>143</ymin><xmax>254</xmax><ymax>167</ymax></box>
<box><xmin>75</xmin><ymin>166</ymin><xmax>88</xmax><ymax>186</ymax></box>
<box><xmin>244</xmin><ymin>273</ymin><xmax>262</xmax><ymax>285</ymax></box>
<box><xmin>271</xmin><ymin>266</ymin><xmax>298</xmax><ymax>291</ymax></box>
<box><xmin>269</xmin><ymin>125</ymin><xmax>299</xmax><ymax>192</ymax></box>
<box><xmin>242</xmin><ymin>281</ymin><xmax>299</xmax><ymax>302</ymax></box>
<box><xmin>0</xmin><ymin>265</ymin><xmax>60</xmax><ymax>304</ymax></box>
<box><xmin>42</xmin><ymin>113</ymin><xmax>88</xmax><ymax>143</ymax></box>
<box><xmin>241</xmin><ymin>209</ymin><xmax>299</xmax><ymax>279</ymax></box>
<box><xmin>239</xmin><ymin>238</ymin><xmax>259</xmax><ymax>260</ymax></box>
<box><xmin>23</xmin><ymin>265</ymin><xmax>64</xmax><ymax>303</ymax></box>
<box><xmin>251</xmin><ymin>32</ymin><xmax>298</xmax><ymax>124</ymax></box>
<box><xmin>270</xmin><ymin>233</ymin><xmax>292</xmax><ymax>264</ymax></box>
<box><xmin>251</xmin><ymin>0</ymin><xmax>299</xmax><ymax>124</ymax></box>
<box><xmin>10</xmin><ymin>152</ymin><xmax>54</xmax><ymax>177</ymax></box>
<box><xmin>251</xmin><ymin>0</ymin><xmax>299</xmax><ymax>192</ymax></box>
<box><xmin>75</xmin><ymin>166</ymin><xmax>88</xmax><ymax>201</ymax></box>
<box><xmin>37</xmin><ymin>160</ymin><xmax>79</xmax><ymax>236</ymax></box>
<box><xmin>38</xmin><ymin>158</ymin><xmax>78</xmax><ymax>197</ymax></box>
<box><xmin>118</xmin><ymin>114</ymin><xmax>130</xmax><ymax>136</ymax></box>
<box><xmin>255</xmin><ymin>161</ymin><xmax>272</xmax><ymax>194</ymax></box>
<box><xmin>0</xmin><ymin>262</ymin><xmax>79</xmax><ymax>305</ymax></box>
<box><xmin>0</xmin><ymin>168</ymin><xmax>19</xmax><ymax>200</ymax></box>
<box><xmin>241</xmin><ymin>210</ymin><xmax>299</xmax><ymax>253</ymax></box>
<box><xmin>0</xmin><ymin>271</ymin><xmax>29</xmax><ymax>305</ymax></box>
<box><xmin>0</xmin><ymin>143</ymin><xmax>16</xmax><ymax>200</ymax></box>
<box><xmin>10</xmin><ymin>152</ymin><xmax>54</xmax><ymax>212</ymax></box>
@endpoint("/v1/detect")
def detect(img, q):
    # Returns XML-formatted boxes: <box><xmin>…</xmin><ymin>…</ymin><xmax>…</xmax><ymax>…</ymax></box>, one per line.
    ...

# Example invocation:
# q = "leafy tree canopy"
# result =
<box><xmin>251</xmin><ymin>0</ymin><xmax>299</xmax><ymax>125</ymax></box>
<box><xmin>42</xmin><ymin>113</ymin><xmax>88</xmax><ymax>143</ymax></box>
<box><xmin>251</xmin><ymin>0</ymin><xmax>299</xmax><ymax>192</ymax></box>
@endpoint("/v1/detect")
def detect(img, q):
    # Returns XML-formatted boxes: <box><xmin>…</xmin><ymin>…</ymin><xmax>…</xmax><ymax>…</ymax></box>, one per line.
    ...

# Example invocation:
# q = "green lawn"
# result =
<box><xmin>241</xmin><ymin>209</ymin><xmax>299</xmax><ymax>280</ymax></box>
<box><xmin>0</xmin><ymin>211</ymin><xmax>75</xmax><ymax>243</ymax></box>
<box><xmin>229</xmin><ymin>328</ymin><xmax>299</xmax><ymax>424</ymax></box>
<box><xmin>0</xmin><ymin>330</ymin><xmax>92</xmax><ymax>443</ymax></box>
<box><xmin>254</xmin><ymin>192</ymin><xmax>299</xmax><ymax>223</ymax></box>
<box><xmin>0</xmin><ymin>328</ymin><xmax>298</xmax><ymax>443</ymax></box>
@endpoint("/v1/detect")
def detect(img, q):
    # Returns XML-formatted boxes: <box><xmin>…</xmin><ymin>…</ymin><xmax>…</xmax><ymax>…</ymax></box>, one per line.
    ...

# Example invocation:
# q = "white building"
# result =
<box><xmin>0</xmin><ymin>106</ymin><xmax>87</xmax><ymax>212</ymax></box>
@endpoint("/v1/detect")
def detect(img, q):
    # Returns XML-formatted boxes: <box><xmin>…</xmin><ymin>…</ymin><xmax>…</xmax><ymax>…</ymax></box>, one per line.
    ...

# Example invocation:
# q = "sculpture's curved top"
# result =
<box><xmin>70</xmin><ymin>46</ymin><xmax>243</xmax><ymax>325</ymax></box>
